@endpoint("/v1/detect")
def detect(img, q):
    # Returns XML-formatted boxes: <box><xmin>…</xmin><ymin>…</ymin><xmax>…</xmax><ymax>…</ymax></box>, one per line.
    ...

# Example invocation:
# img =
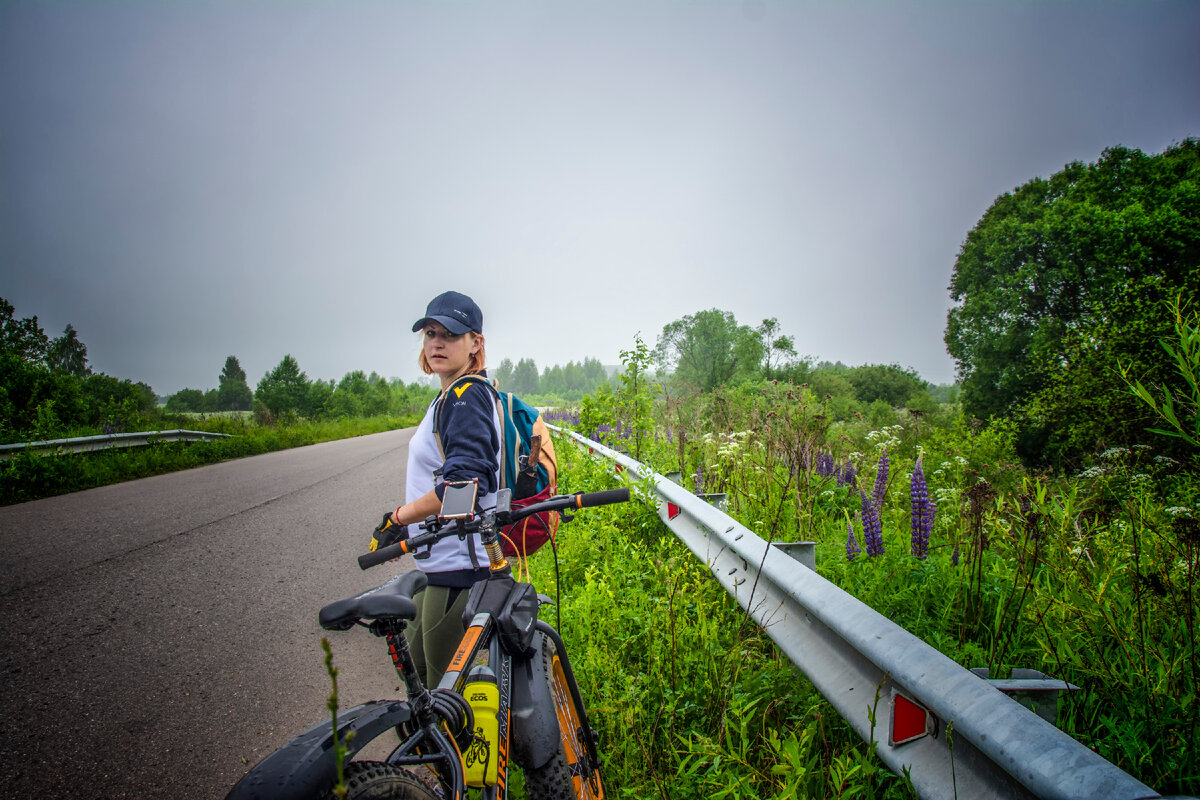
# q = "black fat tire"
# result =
<box><xmin>523</xmin><ymin>637</ymin><xmax>604</xmax><ymax>800</ymax></box>
<box><xmin>326</xmin><ymin>761</ymin><xmax>440</xmax><ymax>800</ymax></box>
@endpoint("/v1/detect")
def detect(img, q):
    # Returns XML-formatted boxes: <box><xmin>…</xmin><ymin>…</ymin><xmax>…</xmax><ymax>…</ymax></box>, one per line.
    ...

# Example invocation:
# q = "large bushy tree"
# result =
<box><xmin>255</xmin><ymin>355</ymin><xmax>311</xmax><ymax>416</ymax></box>
<box><xmin>656</xmin><ymin>309</ymin><xmax>762</xmax><ymax>391</ymax></box>
<box><xmin>945</xmin><ymin>140</ymin><xmax>1200</xmax><ymax>466</ymax></box>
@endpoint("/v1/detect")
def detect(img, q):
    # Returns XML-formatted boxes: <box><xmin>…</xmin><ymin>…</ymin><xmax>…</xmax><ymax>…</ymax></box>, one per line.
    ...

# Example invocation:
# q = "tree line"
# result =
<box><xmin>166</xmin><ymin>354</ymin><xmax>437</xmax><ymax>422</ymax></box>
<box><xmin>651</xmin><ymin>309</ymin><xmax>933</xmax><ymax>407</ymax></box>
<box><xmin>491</xmin><ymin>356</ymin><xmax>609</xmax><ymax>399</ymax></box>
<box><xmin>0</xmin><ymin>298</ymin><xmax>156</xmax><ymax>441</ymax></box>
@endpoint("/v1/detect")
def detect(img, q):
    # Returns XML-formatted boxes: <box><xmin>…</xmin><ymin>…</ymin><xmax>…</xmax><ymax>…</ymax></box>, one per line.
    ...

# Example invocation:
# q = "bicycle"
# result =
<box><xmin>226</xmin><ymin>484</ymin><xmax>630</xmax><ymax>800</ymax></box>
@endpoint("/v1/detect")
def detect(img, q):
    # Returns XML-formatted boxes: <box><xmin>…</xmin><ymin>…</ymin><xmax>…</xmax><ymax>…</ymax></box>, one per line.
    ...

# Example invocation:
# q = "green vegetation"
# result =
<box><xmin>0</xmin><ymin>298</ymin><xmax>435</xmax><ymax>505</ymax></box>
<box><xmin>946</xmin><ymin>139</ymin><xmax>1200</xmax><ymax>469</ymax></box>
<box><xmin>533</xmin><ymin>288</ymin><xmax>1200</xmax><ymax>796</ymax></box>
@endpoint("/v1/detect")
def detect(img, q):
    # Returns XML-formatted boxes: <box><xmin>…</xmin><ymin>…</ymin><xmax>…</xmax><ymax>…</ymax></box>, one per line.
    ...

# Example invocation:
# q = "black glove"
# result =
<box><xmin>369</xmin><ymin>512</ymin><xmax>407</xmax><ymax>552</ymax></box>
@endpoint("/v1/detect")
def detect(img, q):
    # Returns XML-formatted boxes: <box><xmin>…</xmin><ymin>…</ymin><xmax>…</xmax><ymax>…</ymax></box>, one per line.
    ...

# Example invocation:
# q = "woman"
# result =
<box><xmin>385</xmin><ymin>290</ymin><xmax>501</xmax><ymax>687</ymax></box>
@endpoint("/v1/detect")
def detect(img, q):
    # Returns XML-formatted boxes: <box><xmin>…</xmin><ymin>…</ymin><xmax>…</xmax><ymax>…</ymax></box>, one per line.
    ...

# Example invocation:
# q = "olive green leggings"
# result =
<box><xmin>406</xmin><ymin>585</ymin><xmax>470</xmax><ymax>689</ymax></box>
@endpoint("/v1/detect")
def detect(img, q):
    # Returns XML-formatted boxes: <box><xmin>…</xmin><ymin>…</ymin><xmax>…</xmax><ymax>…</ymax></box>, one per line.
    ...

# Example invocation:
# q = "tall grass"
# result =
<box><xmin>526</xmin><ymin>439</ymin><xmax>916</xmax><ymax>799</ymax></box>
<box><xmin>545</xmin><ymin>368</ymin><xmax>1199</xmax><ymax>794</ymax></box>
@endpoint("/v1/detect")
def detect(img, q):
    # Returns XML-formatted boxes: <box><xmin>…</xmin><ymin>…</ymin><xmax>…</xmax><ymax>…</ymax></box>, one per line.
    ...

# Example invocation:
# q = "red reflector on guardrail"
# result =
<box><xmin>890</xmin><ymin>692</ymin><xmax>931</xmax><ymax>746</ymax></box>
<box><xmin>667</xmin><ymin>502</ymin><xmax>681</xmax><ymax>520</ymax></box>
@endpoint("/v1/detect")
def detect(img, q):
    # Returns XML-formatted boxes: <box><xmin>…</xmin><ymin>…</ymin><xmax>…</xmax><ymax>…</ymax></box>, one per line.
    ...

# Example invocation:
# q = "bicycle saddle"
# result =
<box><xmin>319</xmin><ymin>570</ymin><xmax>430</xmax><ymax>630</ymax></box>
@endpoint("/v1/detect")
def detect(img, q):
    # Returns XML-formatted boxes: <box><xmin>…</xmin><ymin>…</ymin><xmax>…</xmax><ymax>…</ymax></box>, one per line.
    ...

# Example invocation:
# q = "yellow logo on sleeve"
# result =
<box><xmin>454</xmin><ymin>382</ymin><xmax>474</xmax><ymax>398</ymax></box>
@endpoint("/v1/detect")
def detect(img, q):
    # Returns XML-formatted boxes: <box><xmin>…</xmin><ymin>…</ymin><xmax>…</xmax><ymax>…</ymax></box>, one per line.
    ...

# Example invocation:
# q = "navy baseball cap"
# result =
<box><xmin>412</xmin><ymin>291</ymin><xmax>483</xmax><ymax>335</ymax></box>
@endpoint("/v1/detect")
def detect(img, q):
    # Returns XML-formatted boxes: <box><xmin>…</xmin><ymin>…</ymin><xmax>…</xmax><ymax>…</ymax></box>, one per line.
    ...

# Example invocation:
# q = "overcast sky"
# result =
<box><xmin>2</xmin><ymin>1</ymin><xmax>1197</xmax><ymax>396</ymax></box>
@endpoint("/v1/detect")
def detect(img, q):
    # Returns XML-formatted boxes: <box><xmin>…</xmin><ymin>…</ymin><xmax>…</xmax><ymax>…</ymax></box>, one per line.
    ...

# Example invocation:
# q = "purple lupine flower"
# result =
<box><xmin>871</xmin><ymin>448</ymin><xmax>890</xmax><ymax>511</ymax></box>
<box><xmin>909</xmin><ymin>458</ymin><xmax>936</xmax><ymax>559</ymax></box>
<box><xmin>837</xmin><ymin>461</ymin><xmax>857</xmax><ymax>488</ymax></box>
<box><xmin>860</xmin><ymin>490</ymin><xmax>885</xmax><ymax>557</ymax></box>
<box><xmin>816</xmin><ymin>452</ymin><xmax>836</xmax><ymax>479</ymax></box>
<box><xmin>666</xmin><ymin>427</ymin><xmax>673</xmax><ymax>444</ymax></box>
<box><xmin>846</xmin><ymin>519</ymin><xmax>861</xmax><ymax>561</ymax></box>
<box><xmin>951</xmin><ymin>543</ymin><xmax>960</xmax><ymax>566</ymax></box>
<box><xmin>694</xmin><ymin>465</ymin><xmax>704</xmax><ymax>494</ymax></box>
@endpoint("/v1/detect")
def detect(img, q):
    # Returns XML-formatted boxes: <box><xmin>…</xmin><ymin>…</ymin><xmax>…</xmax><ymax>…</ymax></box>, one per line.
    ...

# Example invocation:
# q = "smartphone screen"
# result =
<box><xmin>440</xmin><ymin>481</ymin><xmax>478</xmax><ymax>519</ymax></box>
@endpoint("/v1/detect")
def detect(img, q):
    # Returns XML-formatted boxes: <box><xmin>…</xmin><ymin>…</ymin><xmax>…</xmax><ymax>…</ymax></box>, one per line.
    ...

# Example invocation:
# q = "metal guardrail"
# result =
<box><xmin>0</xmin><ymin>430</ymin><xmax>233</xmax><ymax>461</ymax></box>
<box><xmin>554</xmin><ymin>427</ymin><xmax>1175</xmax><ymax>800</ymax></box>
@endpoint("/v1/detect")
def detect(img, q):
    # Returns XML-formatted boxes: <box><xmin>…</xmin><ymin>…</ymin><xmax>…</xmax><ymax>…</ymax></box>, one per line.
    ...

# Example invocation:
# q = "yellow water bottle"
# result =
<box><xmin>463</xmin><ymin>664</ymin><xmax>499</xmax><ymax>787</ymax></box>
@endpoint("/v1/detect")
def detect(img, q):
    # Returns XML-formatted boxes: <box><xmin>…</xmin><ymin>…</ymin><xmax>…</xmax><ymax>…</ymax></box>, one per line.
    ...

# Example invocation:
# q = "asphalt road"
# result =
<box><xmin>0</xmin><ymin>428</ymin><xmax>422</xmax><ymax>799</ymax></box>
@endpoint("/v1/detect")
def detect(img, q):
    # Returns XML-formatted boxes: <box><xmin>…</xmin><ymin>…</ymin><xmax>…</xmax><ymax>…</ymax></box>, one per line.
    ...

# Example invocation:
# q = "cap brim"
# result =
<box><xmin>412</xmin><ymin>315</ymin><xmax>473</xmax><ymax>334</ymax></box>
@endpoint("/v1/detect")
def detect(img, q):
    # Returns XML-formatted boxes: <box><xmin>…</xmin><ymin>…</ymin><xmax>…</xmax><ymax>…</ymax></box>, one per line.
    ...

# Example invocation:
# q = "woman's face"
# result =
<box><xmin>422</xmin><ymin>322</ymin><xmax>479</xmax><ymax>379</ymax></box>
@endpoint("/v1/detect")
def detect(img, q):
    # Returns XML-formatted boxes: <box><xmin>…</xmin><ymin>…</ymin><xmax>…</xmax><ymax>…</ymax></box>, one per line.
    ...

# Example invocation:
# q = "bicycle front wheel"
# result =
<box><xmin>326</xmin><ymin>761</ymin><xmax>441</xmax><ymax>800</ymax></box>
<box><xmin>523</xmin><ymin>637</ymin><xmax>605</xmax><ymax>800</ymax></box>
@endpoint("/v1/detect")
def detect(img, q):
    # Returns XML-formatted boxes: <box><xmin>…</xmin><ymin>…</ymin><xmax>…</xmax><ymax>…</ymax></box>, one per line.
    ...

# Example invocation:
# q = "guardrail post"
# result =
<box><xmin>772</xmin><ymin>540</ymin><xmax>817</xmax><ymax>571</ymax></box>
<box><xmin>970</xmin><ymin>667</ymin><xmax>1081</xmax><ymax>727</ymax></box>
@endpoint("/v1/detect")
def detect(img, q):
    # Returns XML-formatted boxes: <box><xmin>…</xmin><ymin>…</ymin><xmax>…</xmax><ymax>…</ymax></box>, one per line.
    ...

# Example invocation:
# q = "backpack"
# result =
<box><xmin>434</xmin><ymin>375</ymin><xmax>558</xmax><ymax>559</ymax></box>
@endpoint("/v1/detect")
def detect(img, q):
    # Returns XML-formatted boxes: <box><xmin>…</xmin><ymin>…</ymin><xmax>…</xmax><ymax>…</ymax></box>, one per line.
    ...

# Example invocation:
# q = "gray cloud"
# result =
<box><xmin>2</xmin><ymin>1</ymin><xmax>1197</xmax><ymax>395</ymax></box>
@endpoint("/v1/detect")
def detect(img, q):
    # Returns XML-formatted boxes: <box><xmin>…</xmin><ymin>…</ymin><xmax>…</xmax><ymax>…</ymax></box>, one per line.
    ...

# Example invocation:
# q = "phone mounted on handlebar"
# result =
<box><xmin>438</xmin><ymin>480</ymin><xmax>479</xmax><ymax>520</ymax></box>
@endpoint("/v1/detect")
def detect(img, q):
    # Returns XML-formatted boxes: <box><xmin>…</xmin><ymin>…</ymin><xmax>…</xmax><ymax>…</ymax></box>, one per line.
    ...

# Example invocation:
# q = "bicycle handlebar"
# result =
<box><xmin>356</xmin><ymin>488</ymin><xmax>631</xmax><ymax>570</ymax></box>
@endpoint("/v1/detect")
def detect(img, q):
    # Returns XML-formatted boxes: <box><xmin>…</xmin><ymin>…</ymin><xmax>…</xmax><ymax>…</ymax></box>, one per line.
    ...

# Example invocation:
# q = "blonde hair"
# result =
<box><xmin>418</xmin><ymin>332</ymin><xmax>487</xmax><ymax>376</ymax></box>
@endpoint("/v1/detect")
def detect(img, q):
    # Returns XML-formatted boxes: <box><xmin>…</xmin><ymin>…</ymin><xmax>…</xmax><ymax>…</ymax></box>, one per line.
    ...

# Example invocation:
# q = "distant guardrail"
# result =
<box><xmin>551</xmin><ymin>425</ymin><xmax>1181</xmax><ymax>800</ymax></box>
<box><xmin>0</xmin><ymin>430</ymin><xmax>233</xmax><ymax>461</ymax></box>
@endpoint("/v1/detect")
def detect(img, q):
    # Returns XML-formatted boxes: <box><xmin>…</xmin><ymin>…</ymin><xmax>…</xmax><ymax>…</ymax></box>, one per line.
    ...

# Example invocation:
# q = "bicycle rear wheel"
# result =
<box><xmin>524</xmin><ymin>637</ymin><xmax>605</xmax><ymax>800</ymax></box>
<box><xmin>327</xmin><ymin>761</ymin><xmax>441</xmax><ymax>800</ymax></box>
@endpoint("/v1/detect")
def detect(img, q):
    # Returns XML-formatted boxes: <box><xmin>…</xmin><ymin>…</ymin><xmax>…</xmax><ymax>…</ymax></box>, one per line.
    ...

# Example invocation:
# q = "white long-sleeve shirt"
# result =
<box><xmin>405</xmin><ymin>376</ymin><xmax>501</xmax><ymax>580</ymax></box>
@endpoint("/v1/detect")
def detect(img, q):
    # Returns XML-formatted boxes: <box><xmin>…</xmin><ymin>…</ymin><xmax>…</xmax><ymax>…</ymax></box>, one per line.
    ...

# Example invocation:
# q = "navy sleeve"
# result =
<box><xmin>436</xmin><ymin>379</ymin><xmax>500</xmax><ymax>498</ymax></box>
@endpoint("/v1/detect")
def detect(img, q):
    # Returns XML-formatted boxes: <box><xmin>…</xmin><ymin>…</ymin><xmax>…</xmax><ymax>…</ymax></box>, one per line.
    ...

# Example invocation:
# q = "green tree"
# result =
<box><xmin>1</xmin><ymin>299</ymin><xmax>51</xmax><ymax>434</ymax></box>
<box><xmin>217</xmin><ymin>355</ymin><xmax>253</xmax><ymax>411</ymax></box>
<box><xmin>255</xmin><ymin>355</ymin><xmax>311</xmax><ymax>417</ymax></box>
<box><xmin>945</xmin><ymin>140</ymin><xmax>1200</xmax><ymax>465</ymax></box>
<box><xmin>845</xmin><ymin>363</ymin><xmax>929</xmax><ymax>407</ymax></box>
<box><xmin>305</xmin><ymin>379</ymin><xmax>335</xmax><ymax>419</ymax></box>
<box><xmin>0</xmin><ymin>298</ymin><xmax>49</xmax><ymax>366</ymax></box>
<box><xmin>166</xmin><ymin>388</ymin><xmax>204</xmax><ymax>413</ymax></box>
<box><xmin>541</xmin><ymin>363</ymin><xmax>565</xmax><ymax>396</ymax></box>
<box><xmin>493</xmin><ymin>358</ymin><xmax>515</xmax><ymax>390</ymax></box>
<box><xmin>756</xmin><ymin>317</ymin><xmax>797</xmax><ymax>378</ymax></box>
<box><xmin>581</xmin><ymin>357</ymin><xmax>608</xmax><ymax>389</ymax></box>
<box><xmin>510</xmin><ymin>357</ymin><xmax>540</xmax><ymax>396</ymax></box>
<box><xmin>656</xmin><ymin>309</ymin><xmax>761</xmax><ymax>392</ymax></box>
<box><xmin>47</xmin><ymin>324</ymin><xmax>90</xmax><ymax>377</ymax></box>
